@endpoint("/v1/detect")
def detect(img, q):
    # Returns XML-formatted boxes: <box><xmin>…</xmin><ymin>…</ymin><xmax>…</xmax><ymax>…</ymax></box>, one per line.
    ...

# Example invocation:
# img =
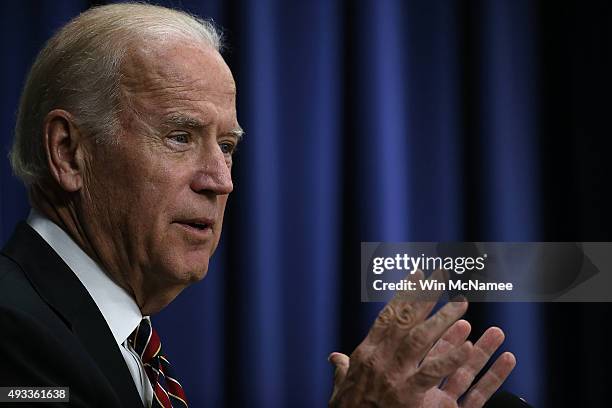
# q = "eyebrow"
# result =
<box><xmin>163</xmin><ymin>113</ymin><xmax>245</xmax><ymax>142</ymax></box>
<box><xmin>229</xmin><ymin>126</ymin><xmax>245</xmax><ymax>142</ymax></box>
<box><xmin>163</xmin><ymin>113</ymin><xmax>206</xmax><ymax>129</ymax></box>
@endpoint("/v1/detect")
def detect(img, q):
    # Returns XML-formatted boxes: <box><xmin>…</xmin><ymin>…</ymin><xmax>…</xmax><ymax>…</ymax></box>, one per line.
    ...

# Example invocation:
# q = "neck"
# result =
<box><xmin>30</xmin><ymin>184</ymin><xmax>97</xmax><ymax>262</ymax></box>
<box><xmin>29</xmin><ymin>185</ymin><xmax>185</xmax><ymax>315</ymax></box>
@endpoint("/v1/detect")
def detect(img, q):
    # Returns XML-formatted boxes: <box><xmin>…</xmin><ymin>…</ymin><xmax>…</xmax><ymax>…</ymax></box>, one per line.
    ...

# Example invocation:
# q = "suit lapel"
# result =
<box><xmin>2</xmin><ymin>222</ymin><xmax>145</xmax><ymax>408</ymax></box>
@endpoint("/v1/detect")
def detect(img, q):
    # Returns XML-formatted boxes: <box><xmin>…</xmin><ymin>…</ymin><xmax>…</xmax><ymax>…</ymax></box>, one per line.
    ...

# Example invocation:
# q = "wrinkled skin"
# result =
<box><xmin>36</xmin><ymin>33</ymin><xmax>513</xmax><ymax>406</ymax></box>
<box><xmin>328</xmin><ymin>271</ymin><xmax>516</xmax><ymax>407</ymax></box>
<box><xmin>36</xmin><ymin>40</ymin><xmax>242</xmax><ymax>315</ymax></box>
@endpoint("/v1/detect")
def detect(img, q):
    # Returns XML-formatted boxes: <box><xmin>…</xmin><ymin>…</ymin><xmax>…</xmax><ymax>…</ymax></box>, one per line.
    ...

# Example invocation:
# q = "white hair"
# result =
<box><xmin>10</xmin><ymin>2</ymin><xmax>223</xmax><ymax>186</ymax></box>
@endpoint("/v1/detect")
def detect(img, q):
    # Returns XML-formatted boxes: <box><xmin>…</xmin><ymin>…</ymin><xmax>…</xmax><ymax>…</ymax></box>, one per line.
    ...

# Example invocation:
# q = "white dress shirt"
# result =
<box><xmin>27</xmin><ymin>210</ymin><xmax>154</xmax><ymax>407</ymax></box>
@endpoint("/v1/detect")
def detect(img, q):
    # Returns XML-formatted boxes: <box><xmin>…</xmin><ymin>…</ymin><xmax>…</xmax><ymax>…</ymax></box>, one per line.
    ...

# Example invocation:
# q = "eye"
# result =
<box><xmin>219</xmin><ymin>141</ymin><xmax>236</xmax><ymax>155</ymax></box>
<box><xmin>168</xmin><ymin>132</ymin><xmax>190</xmax><ymax>144</ymax></box>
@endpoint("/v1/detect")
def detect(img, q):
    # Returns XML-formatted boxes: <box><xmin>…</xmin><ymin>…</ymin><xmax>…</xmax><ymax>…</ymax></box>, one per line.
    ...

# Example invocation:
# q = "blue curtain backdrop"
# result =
<box><xmin>2</xmin><ymin>1</ymin><xmax>612</xmax><ymax>407</ymax></box>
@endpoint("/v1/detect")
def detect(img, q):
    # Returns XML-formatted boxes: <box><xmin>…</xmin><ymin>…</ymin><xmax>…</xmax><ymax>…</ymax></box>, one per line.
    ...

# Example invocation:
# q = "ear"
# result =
<box><xmin>43</xmin><ymin>109</ymin><xmax>86</xmax><ymax>192</ymax></box>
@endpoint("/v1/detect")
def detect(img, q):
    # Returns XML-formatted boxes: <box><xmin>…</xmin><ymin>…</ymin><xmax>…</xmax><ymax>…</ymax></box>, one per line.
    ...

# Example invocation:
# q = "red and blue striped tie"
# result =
<box><xmin>129</xmin><ymin>318</ymin><xmax>188</xmax><ymax>408</ymax></box>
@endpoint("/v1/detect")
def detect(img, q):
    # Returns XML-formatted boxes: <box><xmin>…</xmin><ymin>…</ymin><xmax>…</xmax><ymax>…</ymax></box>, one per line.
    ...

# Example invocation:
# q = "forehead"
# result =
<box><xmin>120</xmin><ymin>39</ymin><xmax>236</xmax><ymax>117</ymax></box>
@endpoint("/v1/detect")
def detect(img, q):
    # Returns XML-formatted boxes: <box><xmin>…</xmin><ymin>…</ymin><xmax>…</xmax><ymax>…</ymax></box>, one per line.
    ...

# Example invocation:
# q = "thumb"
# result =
<box><xmin>328</xmin><ymin>352</ymin><xmax>350</xmax><ymax>385</ymax></box>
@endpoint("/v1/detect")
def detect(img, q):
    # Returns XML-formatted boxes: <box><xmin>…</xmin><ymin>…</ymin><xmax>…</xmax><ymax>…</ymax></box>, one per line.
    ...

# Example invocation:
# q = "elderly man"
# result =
<box><xmin>0</xmin><ymin>3</ymin><xmax>516</xmax><ymax>408</ymax></box>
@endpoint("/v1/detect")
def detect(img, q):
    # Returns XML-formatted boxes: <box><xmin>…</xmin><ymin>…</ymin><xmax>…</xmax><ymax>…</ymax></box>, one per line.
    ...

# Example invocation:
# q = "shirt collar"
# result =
<box><xmin>27</xmin><ymin>209</ymin><xmax>143</xmax><ymax>346</ymax></box>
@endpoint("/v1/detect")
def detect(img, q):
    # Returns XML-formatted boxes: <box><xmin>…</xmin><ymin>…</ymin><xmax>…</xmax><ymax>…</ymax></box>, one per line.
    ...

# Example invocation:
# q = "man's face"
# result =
<box><xmin>80</xmin><ymin>41</ymin><xmax>240</xmax><ymax>309</ymax></box>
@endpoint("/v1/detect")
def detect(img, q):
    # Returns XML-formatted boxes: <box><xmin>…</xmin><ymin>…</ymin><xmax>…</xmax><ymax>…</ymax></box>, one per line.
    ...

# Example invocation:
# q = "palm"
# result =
<box><xmin>328</xmin><ymin>281</ymin><xmax>516</xmax><ymax>408</ymax></box>
<box><xmin>329</xmin><ymin>320</ymin><xmax>515</xmax><ymax>408</ymax></box>
<box><xmin>422</xmin><ymin>388</ymin><xmax>459</xmax><ymax>408</ymax></box>
<box><xmin>418</xmin><ymin>322</ymin><xmax>516</xmax><ymax>408</ymax></box>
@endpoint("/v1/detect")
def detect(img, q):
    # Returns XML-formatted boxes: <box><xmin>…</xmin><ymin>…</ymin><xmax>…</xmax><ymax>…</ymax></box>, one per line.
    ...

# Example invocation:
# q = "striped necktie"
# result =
<box><xmin>129</xmin><ymin>317</ymin><xmax>188</xmax><ymax>408</ymax></box>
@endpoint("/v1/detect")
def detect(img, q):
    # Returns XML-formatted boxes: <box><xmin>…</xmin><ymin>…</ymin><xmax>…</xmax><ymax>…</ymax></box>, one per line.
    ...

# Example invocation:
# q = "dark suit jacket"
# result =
<box><xmin>0</xmin><ymin>222</ymin><xmax>145</xmax><ymax>407</ymax></box>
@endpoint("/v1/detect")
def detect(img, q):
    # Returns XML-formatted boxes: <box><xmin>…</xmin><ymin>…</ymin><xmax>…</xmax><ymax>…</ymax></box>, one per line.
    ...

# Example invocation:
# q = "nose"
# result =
<box><xmin>190</xmin><ymin>147</ymin><xmax>233</xmax><ymax>196</ymax></box>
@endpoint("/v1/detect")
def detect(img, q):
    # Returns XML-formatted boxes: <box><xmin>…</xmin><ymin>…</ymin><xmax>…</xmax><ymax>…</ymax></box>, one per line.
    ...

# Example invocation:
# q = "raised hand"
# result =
<box><xmin>328</xmin><ymin>271</ymin><xmax>515</xmax><ymax>408</ymax></box>
<box><xmin>421</xmin><ymin>321</ymin><xmax>516</xmax><ymax>407</ymax></box>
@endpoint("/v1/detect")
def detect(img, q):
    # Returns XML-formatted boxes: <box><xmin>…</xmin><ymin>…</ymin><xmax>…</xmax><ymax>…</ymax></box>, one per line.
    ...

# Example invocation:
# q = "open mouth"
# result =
<box><xmin>185</xmin><ymin>222</ymin><xmax>209</xmax><ymax>230</ymax></box>
<box><xmin>174</xmin><ymin>219</ymin><xmax>214</xmax><ymax>233</ymax></box>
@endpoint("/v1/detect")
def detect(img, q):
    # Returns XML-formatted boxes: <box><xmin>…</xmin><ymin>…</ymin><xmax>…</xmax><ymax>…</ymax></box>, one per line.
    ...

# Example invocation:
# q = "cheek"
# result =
<box><xmin>120</xmin><ymin>154</ymin><xmax>184</xmax><ymax>210</ymax></box>
<box><xmin>89</xmin><ymin>158</ymin><xmax>181</xmax><ymax>238</ymax></box>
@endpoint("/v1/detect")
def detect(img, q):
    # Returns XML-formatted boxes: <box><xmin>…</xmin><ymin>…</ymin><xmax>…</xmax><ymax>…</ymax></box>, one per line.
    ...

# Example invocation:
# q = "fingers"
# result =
<box><xmin>407</xmin><ymin>341</ymin><xmax>473</xmax><ymax>392</ymax></box>
<box><xmin>424</xmin><ymin>319</ymin><xmax>471</xmax><ymax>361</ymax></box>
<box><xmin>328</xmin><ymin>352</ymin><xmax>350</xmax><ymax>386</ymax></box>
<box><xmin>460</xmin><ymin>352</ymin><xmax>517</xmax><ymax>408</ymax></box>
<box><xmin>328</xmin><ymin>352</ymin><xmax>350</xmax><ymax>404</ymax></box>
<box><xmin>441</xmin><ymin>326</ymin><xmax>505</xmax><ymax>399</ymax></box>
<box><xmin>334</xmin><ymin>269</ymin><xmax>474</xmax><ymax>407</ymax></box>
<box><xmin>365</xmin><ymin>270</ymin><xmax>436</xmax><ymax>346</ymax></box>
<box><xmin>395</xmin><ymin>298</ymin><xmax>469</xmax><ymax>367</ymax></box>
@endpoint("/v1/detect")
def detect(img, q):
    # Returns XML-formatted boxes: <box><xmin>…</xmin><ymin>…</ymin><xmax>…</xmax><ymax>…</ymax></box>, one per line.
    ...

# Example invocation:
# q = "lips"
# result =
<box><xmin>173</xmin><ymin>217</ymin><xmax>215</xmax><ymax>236</ymax></box>
<box><xmin>183</xmin><ymin>221</ymin><xmax>209</xmax><ymax>230</ymax></box>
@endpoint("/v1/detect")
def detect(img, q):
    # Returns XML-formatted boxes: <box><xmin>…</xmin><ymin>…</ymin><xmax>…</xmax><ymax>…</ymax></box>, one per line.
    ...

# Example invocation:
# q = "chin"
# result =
<box><xmin>177</xmin><ymin>256</ymin><xmax>211</xmax><ymax>283</ymax></box>
<box><xmin>155</xmin><ymin>251</ymin><xmax>210</xmax><ymax>285</ymax></box>
<box><xmin>186</xmin><ymin>265</ymin><xmax>209</xmax><ymax>282</ymax></box>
